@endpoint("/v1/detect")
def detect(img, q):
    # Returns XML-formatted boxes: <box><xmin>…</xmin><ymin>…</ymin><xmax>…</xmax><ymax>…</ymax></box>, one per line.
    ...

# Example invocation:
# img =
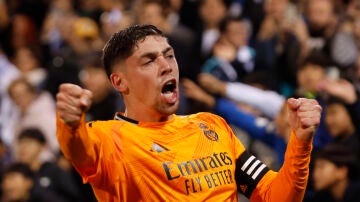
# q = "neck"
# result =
<box><xmin>330</xmin><ymin>178</ymin><xmax>348</xmax><ymax>200</ymax></box>
<box><xmin>124</xmin><ymin>109</ymin><xmax>173</xmax><ymax>122</ymax></box>
<box><xmin>30</xmin><ymin>159</ymin><xmax>42</xmax><ymax>172</ymax></box>
<box><xmin>123</xmin><ymin>97</ymin><xmax>177</xmax><ymax>122</ymax></box>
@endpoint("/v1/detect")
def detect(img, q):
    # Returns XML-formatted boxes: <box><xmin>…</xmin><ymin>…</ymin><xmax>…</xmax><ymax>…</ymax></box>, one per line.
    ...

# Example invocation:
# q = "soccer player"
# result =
<box><xmin>56</xmin><ymin>25</ymin><xmax>322</xmax><ymax>201</ymax></box>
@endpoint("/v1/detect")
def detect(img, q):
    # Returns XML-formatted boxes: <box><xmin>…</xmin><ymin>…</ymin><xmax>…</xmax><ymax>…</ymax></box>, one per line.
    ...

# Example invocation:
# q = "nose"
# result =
<box><xmin>158</xmin><ymin>56</ymin><xmax>172</xmax><ymax>76</ymax></box>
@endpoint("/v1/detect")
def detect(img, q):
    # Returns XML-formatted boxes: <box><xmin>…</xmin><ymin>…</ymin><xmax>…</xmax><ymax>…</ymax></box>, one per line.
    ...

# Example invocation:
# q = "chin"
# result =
<box><xmin>169</xmin><ymin>102</ymin><xmax>180</xmax><ymax>114</ymax></box>
<box><xmin>162</xmin><ymin>102</ymin><xmax>180</xmax><ymax>115</ymax></box>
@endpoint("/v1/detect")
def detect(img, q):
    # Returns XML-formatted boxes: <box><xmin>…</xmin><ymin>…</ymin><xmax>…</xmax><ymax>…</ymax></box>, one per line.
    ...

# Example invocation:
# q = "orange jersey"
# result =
<box><xmin>57</xmin><ymin>112</ymin><xmax>312</xmax><ymax>202</ymax></box>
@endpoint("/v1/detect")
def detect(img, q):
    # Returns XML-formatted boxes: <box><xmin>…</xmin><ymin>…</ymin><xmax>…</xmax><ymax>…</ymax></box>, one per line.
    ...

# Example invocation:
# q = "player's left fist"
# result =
<box><xmin>287</xmin><ymin>98</ymin><xmax>322</xmax><ymax>142</ymax></box>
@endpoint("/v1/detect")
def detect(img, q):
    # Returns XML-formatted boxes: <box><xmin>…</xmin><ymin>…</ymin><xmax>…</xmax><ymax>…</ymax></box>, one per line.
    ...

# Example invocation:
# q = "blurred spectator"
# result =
<box><xmin>196</xmin><ymin>73</ymin><xmax>284</xmax><ymax>118</ymax></box>
<box><xmin>44</xmin><ymin>16</ymin><xmax>103</xmax><ymax>97</ymax></box>
<box><xmin>202</xmin><ymin>17</ymin><xmax>255</xmax><ymax>82</ymax></box>
<box><xmin>176</xmin><ymin>0</ymin><xmax>199</xmax><ymax>31</ymax></box>
<box><xmin>75</xmin><ymin>0</ymin><xmax>102</xmax><ymax>22</ymax></box>
<box><xmin>201</xmin><ymin>37</ymin><xmax>238</xmax><ymax>81</ymax></box>
<box><xmin>12</xmin><ymin>46</ymin><xmax>47</xmax><ymax>89</ymax></box>
<box><xmin>324</xmin><ymin>97</ymin><xmax>359</xmax><ymax>154</ymax></box>
<box><xmin>1</xmin><ymin>162</ymin><xmax>61</xmax><ymax>202</ymax></box>
<box><xmin>308</xmin><ymin>143</ymin><xmax>360</xmax><ymax>202</ymax></box>
<box><xmin>6</xmin><ymin>0</ymin><xmax>50</xmax><ymax>30</ymax></box>
<box><xmin>240</xmin><ymin>0</ymin><xmax>266</xmax><ymax>43</ymax></box>
<box><xmin>295</xmin><ymin>53</ymin><xmax>333</xmax><ymax>148</ymax></box>
<box><xmin>196</xmin><ymin>0</ymin><xmax>229</xmax><ymax>63</ymax></box>
<box><xmin>16</xmin><ymin>128</ymin><xmax>80</xmax><ymax>202</ymax></box>
<box><xmin>42</xmin><ymin>14</ymin><xmax>81</xmax><ymax>98</ymax></box>
<box><xmin>318</xmin><ymin>78</ymin><xmax>360</xmax><ymax>155</ymax></box>
<box><xmin>0</xmin><ymin>49</ymin><xmax>20</xmax><ymax>147</ymax></box>
<box><xmin>303</xmin><ymin>0</ymin><xmax>358</xmax><ymax>69</ymax></box>
<box><xmin>255</xmin><ymin>0</ymin><xmax>305</xmax><ymax>95</ymax></box>
<box><xmin>296</xmin><ymin>52</ymin><xmax>334</xmax><ymax>98</ymax></box>
<box><xmin>99</xmin><ymin>0</ymin><xmax>133</xmax><ymax>40</ymax></box>
<box><xmin>220</xmin><ymin>17</ymin><xmax>255</xmax><ymax>77</ymax></box>
<box><xmin>344</xmin><ymin>0</ymin><xmax>360</xmax><ymax>49</ymax></box>
<box><xmin>167</xmin><ymin>0</ymin><xmax>183</xmax><ymax>26</ymax></box>
<box><xmin>70</xmin><ymin>17</ymin><xmax>104</xmax><ymax>56</ymax></box>
<box><xmin>2</xmin><ymin>14</ymin><xmax>41</xmax><ymax>58</ymax></box>
<box><xmin>7</xmin><ymin>77</ymin><xmax>58</xmax><ymax>161</ymax></box>
<box><xmin>80</xmin><ymin>52</ymin><xmax>125</xmax><ymax>121</ymax></box>
<box><xmin>40</xmin><ymin>0</ymin><xmax>76</xmax><ymax>56</ymax></box>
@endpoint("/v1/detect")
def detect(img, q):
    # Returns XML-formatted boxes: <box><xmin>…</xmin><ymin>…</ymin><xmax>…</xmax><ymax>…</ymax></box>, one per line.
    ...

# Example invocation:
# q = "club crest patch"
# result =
<box><xmin>199</xmin><ymin>123</ymin><xmax>219</xmax><ymax>142</ymax></box>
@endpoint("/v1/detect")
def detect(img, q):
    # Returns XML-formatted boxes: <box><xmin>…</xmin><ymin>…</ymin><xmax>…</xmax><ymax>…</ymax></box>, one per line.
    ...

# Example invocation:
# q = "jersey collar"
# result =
<box><xmin>114</xmin><ymin>112</ymin><xmax>139</xmax><ymax>124</ymax></box>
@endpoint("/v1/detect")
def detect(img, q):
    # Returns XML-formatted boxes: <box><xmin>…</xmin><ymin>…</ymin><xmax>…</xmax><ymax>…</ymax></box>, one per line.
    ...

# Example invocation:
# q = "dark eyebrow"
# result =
<box><xmin>139</xmin><ymin>46</ymin><xmax>174</xmax><ymax>59</ymax></box>
<box><xmin>162</xmin><ymin>47</ymin><xmax>174</xmax><ymax>55</ymax></box>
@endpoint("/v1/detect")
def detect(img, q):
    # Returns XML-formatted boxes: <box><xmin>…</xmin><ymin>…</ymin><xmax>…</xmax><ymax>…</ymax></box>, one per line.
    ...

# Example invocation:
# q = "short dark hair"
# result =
<box><xmin>314</xmin><ymin>143</ymin><xmax>359</xmax><ymax>178</ymax></box>
<box><xmin>18</xmin><ymin>128</ymin><xmax>46</xmax><ymax>144</ymax></box>
<box><xmin>102</xmin><ymin>24</ymin><xmax>165</xmax><ymax>77</ymax></box>
<box><xmin>219</xmin><ymin>16</ymin><xmax>242</xmax><ymax>34</ymax></box>
<box><xmin>3</xmin><ymin>162</ymin><xmax>34</xmax><ymax>179</ymax></box>
<box><xmin>298</xmin><ymin>51</ymin><xmax>335</xmax><ymax>71</ymax></box>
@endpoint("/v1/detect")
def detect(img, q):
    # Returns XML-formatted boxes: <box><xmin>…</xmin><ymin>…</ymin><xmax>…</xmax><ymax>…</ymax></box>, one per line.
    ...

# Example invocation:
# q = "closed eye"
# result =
<box><xmin>166</xmin><ymin>54</ymin><xmax>174</xmax><ymax>59</ymax></box>
<box><xmin>143</xmin><ymin>59</ymin><xmax>154</xmax><ymax>65</ymax></box>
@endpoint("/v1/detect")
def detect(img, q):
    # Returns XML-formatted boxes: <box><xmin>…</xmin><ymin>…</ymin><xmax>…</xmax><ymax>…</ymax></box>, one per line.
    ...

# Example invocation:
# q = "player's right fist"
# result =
<box><xmin>56</xmin><ymin>83</ymin><xmax>93</xmax><ymax>127</ymax></box>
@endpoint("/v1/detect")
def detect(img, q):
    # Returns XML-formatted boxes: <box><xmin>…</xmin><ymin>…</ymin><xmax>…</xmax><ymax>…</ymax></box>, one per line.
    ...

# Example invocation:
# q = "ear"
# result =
<box><xmin>110</xmin><ymin>72</ymin><xmax>129</xmax><ymax>94</ymax></box>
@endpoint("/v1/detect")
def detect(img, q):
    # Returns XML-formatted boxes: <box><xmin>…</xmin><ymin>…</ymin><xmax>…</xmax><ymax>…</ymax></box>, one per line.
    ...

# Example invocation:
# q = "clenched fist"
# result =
<box><xmin>56</xmin><ymin>83</ymin><xmax>93</xmax><ymax>127</ymax></box>
<box><xmin>287</xmin><ymin>98</ymin><xmax>322</xmax><ymax>142</ymax></box>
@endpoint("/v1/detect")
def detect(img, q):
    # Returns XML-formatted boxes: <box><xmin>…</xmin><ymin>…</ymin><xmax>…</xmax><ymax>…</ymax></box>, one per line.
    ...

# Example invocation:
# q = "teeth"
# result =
<box><xmin>164</xmin><ymin>92</ymin><xmax>173</xmax><ymax>96</ymax></box>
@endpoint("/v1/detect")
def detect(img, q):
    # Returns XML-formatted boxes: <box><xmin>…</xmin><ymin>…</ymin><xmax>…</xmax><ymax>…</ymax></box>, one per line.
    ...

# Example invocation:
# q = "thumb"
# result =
<box><xmin>80</xmin><ymin>89</ymin><xmax>93</xmax><ymax>112</ymax></box>
<box><xmin>287</xmin><ymin>98</ymin><xmax>300</xmax><ymax>112</ymax></box>
<box><xmin>287</xmin><ymin>98</ymin><xmax>301</xmax><ymax>130</ymax></box>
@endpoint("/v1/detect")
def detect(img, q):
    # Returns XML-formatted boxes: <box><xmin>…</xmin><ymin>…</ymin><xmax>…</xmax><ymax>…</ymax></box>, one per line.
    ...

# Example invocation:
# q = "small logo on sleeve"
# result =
<box><xmin>199</xmin><ymin>123</ymin><xmax>219</xmax><ymax>142</ymax></box>
<box><xmin>151</xmin><ymin>143</ymin><xmax>169</xmax><ymax>153</ymax></box>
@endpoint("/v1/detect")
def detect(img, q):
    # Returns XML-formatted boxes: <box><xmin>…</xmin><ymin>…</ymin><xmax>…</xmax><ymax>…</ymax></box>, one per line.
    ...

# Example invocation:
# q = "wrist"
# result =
<box><xmin>293</xmin><ymin>127</ymin><xmax>315</xmax><ymax>143</ymax></box>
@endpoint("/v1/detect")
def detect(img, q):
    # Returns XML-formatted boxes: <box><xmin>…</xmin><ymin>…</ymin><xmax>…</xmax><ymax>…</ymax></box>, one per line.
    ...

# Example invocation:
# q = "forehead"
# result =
<box><xmin>3</xmin><ymin>172</ymin><xmax>27</xmax><ymax>181</ymax></box>
<box><xmin>131</xmin><ymin>35</ymin><xmax>170</xmax><ymax>56</ymax></box>
<box><xmin>315</xmin><ymin>158</ymin><xmax>334</xmax><ymax>166</ymax></box>
<box><xmin>309</xmin><ymin>0</ymin><xmax>332</xmax><ymax>10</ymax></box>
<box><xmin>300</xmin><ymin>64</ymin><xmax>325</xmax><ymax>72</ymax></box>
<box><xmin>227</xmin><ymin>20</ymin><xmax>243</xmax><ymax>29</ymax></box>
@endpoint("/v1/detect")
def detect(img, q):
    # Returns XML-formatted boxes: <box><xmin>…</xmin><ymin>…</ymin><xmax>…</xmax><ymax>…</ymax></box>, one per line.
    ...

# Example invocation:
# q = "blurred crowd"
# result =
<box><xmin>0</xmin><ymin>0</ymin><xmax>360</xmax><ymax>201</ymax></box>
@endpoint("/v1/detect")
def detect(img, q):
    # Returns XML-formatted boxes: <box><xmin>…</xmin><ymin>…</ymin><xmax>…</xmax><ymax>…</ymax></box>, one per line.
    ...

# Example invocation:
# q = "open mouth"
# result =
<box><xmin>161</xmin><ymin>79</ymin><xmax>178</xmax><ymax>104</ymax></box>
<box><xmin>161</xmin><ymin>80</ymin><xmax>176</xmax><ymax>94</ymax></box>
